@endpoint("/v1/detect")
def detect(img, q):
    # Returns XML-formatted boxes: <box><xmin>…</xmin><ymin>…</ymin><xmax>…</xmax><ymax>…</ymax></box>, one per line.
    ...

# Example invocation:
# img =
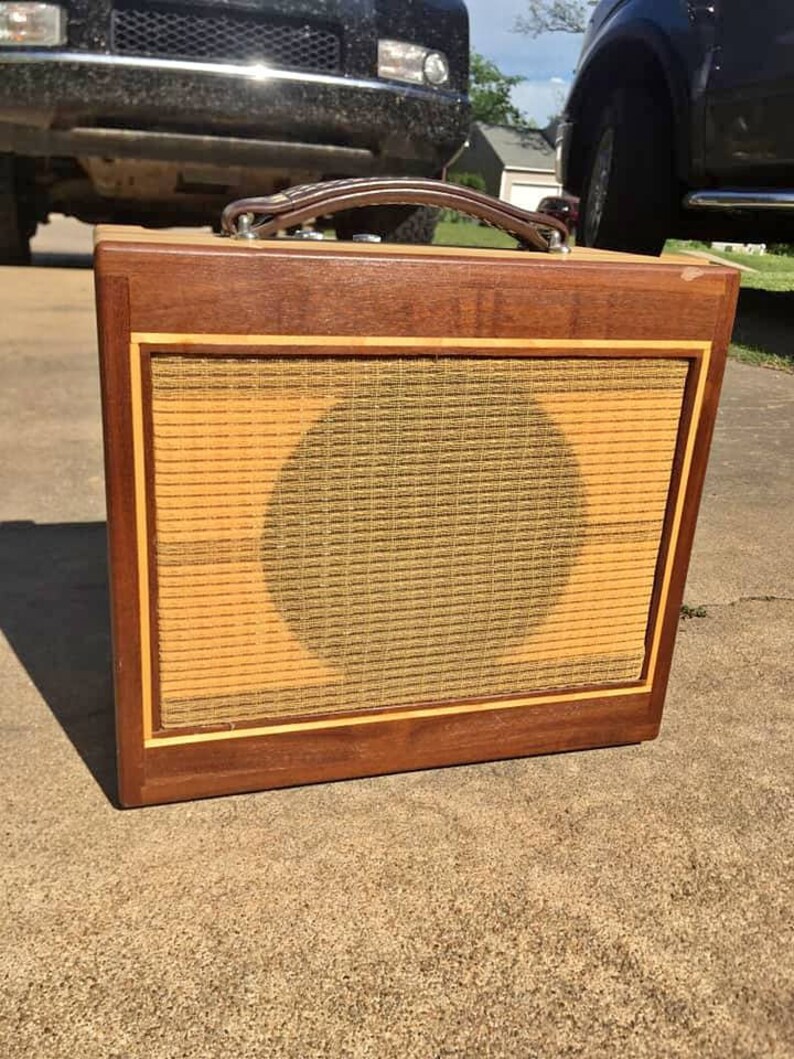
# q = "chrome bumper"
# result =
<box><xmin>685</xmin><ymin>189</ymin><xmax>794</xmax><ymax>211</ymax></box>
<box><xmin>0</xmin><ymin>51</ymin><xmax>469</xmax><ymax>172</ymax></box>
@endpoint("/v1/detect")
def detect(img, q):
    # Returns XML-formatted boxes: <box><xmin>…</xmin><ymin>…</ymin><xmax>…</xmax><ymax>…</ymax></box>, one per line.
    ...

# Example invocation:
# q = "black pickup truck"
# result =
<box><xmin>0</xmin><ymin>0</ymin><xmax>470</xmax><ymax>262</ymax></box>
<box><xmin>557</xmin><ymin>0</ymin><xmax>794</xmax><ymax>255</ymax></box>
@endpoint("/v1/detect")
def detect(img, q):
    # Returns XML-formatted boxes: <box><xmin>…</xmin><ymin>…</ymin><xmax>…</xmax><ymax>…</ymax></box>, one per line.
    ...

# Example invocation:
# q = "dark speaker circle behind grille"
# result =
<box><xmin>263</xmin><ymin>367</ymin><xmax>585</xmax><ymax>681</ymax></box>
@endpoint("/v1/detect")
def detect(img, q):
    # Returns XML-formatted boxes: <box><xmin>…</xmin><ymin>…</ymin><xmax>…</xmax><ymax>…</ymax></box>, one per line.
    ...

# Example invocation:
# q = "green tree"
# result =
<box><xmin>448</xmin><ymin>171</ymin><xmax>487</xmax><ymax>194</ymax></box>
<box><xmin>514</xmin><ymin>0</ymin><xmax>595</xmax><ymax>37</ymax></box>
<box><xmin>443</xmin><ymin>172</ymin><xmax>487</xmax><ymax>223</ymax></box>
<box><xmin>469</xmin><ymin>52</ymin><xmax>528</xmax><ymax>127</ymax></box>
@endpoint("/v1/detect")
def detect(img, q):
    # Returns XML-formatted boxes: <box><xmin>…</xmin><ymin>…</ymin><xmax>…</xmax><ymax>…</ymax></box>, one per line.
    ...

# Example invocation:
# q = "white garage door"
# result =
<box><xmin>508</xmin><ymin>182</ymin><xmax>557</xmax><ymax>212</ymax></box>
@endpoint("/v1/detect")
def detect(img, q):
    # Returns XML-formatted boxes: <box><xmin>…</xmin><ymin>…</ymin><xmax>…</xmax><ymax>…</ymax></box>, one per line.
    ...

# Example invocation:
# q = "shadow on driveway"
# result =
<box><xmin>0</xmin><ymin>520</ymin><xmax>117</xmax><ymax>803</ymax></box>
<box><xmin>733</xmin><ymin>288</ymin><xmax>794</xmax><ymax>364</ymax></box>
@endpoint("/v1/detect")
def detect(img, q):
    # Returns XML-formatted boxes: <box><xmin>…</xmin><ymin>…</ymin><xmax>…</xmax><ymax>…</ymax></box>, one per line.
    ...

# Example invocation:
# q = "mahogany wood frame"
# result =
<box><xmin>95</xmin><ymin>233</ymin><xmax>739</xmax><ymax>806</ymax></box>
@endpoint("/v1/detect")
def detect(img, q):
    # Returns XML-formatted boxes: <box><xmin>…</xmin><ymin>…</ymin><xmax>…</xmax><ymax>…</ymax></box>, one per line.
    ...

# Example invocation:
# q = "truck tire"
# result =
<box><xmin>578</xmin><ymin>84</ymin><xmax>674</xmax><ymax>256</ymax></box>
<box><xmin>0</xmin><ymin>155</ymin><xmax>33</xmax><ymax>265</ymax></box>
<box><xmin>334</xmin><ymin>204</ymin><xmax>438</xmax><ymax>244</ymax></box>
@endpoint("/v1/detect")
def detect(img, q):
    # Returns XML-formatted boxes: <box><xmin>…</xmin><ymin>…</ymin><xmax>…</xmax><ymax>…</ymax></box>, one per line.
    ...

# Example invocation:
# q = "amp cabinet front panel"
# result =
<box><xmin>95</xmin><ymin>236</ymin><xmax>739</xmax><ymax>805</ymax></box>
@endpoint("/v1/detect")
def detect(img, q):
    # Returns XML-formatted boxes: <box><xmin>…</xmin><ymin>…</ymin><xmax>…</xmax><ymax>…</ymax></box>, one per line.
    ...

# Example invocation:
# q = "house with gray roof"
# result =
<box><xmin>451</xmin><ymin>122</ymin><xmax>562</xmax><ymax>212</ymax></box>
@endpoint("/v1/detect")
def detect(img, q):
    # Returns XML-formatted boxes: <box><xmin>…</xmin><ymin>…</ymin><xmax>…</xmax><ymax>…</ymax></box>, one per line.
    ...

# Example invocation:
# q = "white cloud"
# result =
<box><xmin>511</xmin><ymin>78</ymin><xmax>571</xmax><ymax>125</ymax></box>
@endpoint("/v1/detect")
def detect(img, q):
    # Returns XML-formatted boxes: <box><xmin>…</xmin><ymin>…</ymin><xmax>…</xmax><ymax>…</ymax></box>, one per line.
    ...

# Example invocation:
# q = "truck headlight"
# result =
<box><xmin>378</xmin><ymin>40</ymin><xmax>450</xmax><ymax>87</ymax></box>
<box><xmin>0</xmin><ymin>3</ymin><xmax>66</xmax><ymax>46</ymax></box>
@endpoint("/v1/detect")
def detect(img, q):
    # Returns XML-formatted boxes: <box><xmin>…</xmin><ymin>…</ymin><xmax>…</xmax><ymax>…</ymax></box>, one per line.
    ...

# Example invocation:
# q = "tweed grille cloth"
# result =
<box><xmin>149</xmin><ymin>355</ymin><xmax>688</xmax><ymax>728</ymax></box>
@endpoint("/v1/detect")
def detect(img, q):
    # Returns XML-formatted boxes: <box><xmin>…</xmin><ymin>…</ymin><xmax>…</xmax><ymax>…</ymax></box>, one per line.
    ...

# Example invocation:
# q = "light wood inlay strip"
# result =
<box><xmin>130</xmin><ymin>342</ymin><xmax>153</xmax><ymax>741</ymax></box>
<box><xmin>131</xmin><ymin>333</ymin><xmax>708</xmax><ymax>747</ymax></box>
<box><xmin>134</xmin><ymin>332</ymin><xmax>710</xmax><ymax>352</ymax></box>
<box><xmin>144</xmin><ymin>682</ymin><xmax>646</xmax><ymax>748</ymax></box>
<box><xmin>645</xmin><ymin>349</ymin><xmax>710</xmax><ymax>678</ymax></box>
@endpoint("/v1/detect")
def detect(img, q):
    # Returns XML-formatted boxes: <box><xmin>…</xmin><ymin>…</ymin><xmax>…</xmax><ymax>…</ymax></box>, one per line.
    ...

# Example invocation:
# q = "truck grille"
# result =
<box><xmin>111</xmin><ymin>8</ymin><xmax>342</xmax><ymax>73</ymax></box>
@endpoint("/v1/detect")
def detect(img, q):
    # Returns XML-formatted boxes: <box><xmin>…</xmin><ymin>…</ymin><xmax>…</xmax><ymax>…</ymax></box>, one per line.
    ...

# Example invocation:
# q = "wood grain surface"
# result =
<box><xmin>95</xmin><ymin>230</ymin><xmax>739</xmax><ymax>806</ymax></box>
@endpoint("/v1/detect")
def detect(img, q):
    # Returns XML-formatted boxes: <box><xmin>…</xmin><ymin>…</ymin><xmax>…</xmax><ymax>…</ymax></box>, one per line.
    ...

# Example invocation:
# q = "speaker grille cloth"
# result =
<box><xmin>149</xmin><ymin>355</ymin><xmax>688</xmax><ymax>729</ymax></box>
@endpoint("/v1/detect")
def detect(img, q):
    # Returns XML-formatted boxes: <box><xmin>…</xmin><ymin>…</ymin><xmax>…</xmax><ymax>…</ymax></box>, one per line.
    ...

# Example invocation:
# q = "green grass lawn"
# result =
<box><xmin>665</xmin><ymin>239</ymin><xmax>794</xmax><ymax>292</ymax></box>
<box><xmin>665</xmin><ymin>241</ymin><xmax>794</xmax><ymax>373</ymax></box>
<box><xmin>434</xmin><ymin>219</ymin><xmax>517</xmax><ymax>249</ymax></box>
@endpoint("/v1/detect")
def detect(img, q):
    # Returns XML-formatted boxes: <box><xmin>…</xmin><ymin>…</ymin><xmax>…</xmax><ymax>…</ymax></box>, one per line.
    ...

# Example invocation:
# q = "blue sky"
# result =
<box><xmin>465</xmin><ymin>0</ymin><xmax>585</xmax><ymax>125</ymax></box>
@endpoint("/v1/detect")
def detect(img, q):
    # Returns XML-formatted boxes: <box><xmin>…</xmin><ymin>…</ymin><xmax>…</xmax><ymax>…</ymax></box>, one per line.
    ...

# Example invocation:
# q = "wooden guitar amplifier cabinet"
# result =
<box><xmin>94</xmin><ymin>179</ymin><xmax>739</xmax><ymax>807</ymax></box>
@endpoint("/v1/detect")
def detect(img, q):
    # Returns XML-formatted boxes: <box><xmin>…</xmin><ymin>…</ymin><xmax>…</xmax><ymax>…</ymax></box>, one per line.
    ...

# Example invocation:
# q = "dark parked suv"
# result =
<box><xmin>557</xmin><ymin>1</ymin><xmax>794</xmax><ymax>254</ymax></box>
<box><xmin>0</xmin><ymin>0</ymin><xmax>470</xmax><ymax>262</ymax></box>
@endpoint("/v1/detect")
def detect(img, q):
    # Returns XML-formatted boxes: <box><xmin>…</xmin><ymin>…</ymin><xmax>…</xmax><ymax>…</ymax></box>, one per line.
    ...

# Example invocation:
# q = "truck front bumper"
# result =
<box><xmin>0</xmin><ymin>51</ymin><xmax>469</xmax><ymax>174</ymax></box>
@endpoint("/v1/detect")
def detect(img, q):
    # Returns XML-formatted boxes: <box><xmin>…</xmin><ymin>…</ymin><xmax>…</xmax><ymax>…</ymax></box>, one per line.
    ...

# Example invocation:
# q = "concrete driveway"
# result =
<box><xmin>1</xmin><ymin>218</ymin><xmax>792</xmax><ymax>1058</ymax></box>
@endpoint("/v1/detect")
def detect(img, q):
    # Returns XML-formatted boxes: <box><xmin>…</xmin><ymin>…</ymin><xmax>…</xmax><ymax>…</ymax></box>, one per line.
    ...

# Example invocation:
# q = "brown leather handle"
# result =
<box><xmin>221</xmin><ymin>177</ymin><xmax>569</xmax><ymax>252</ymax></box>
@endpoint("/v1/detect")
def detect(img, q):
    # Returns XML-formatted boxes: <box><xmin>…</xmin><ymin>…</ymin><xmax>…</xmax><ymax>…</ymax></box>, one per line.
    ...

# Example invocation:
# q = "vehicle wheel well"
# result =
<box><xmin>566</xmin><ymin>43</ymin><xmax>675</xmax><ymax>196</ymax></box>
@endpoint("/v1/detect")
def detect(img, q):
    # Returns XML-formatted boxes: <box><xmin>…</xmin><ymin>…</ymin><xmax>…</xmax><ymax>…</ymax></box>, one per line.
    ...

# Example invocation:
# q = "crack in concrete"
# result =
<box><xmin>692</xmin><ymin>595</ymin><xmax>794</xmax><ymax>609</ymax></box>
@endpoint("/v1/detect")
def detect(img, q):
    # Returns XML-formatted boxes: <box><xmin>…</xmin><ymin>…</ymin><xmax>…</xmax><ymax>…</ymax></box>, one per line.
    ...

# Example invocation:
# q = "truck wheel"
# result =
<box><xmin>578</xmin><ymin>85</ymin><xmax>674</xmax><ymax>256</ymax></box>
<box><xmin>0</xmin><ymin>156</ymin><xmax>33</xmax><ymax>265</ymax></box>
<box><xmin>334</xmin><ymin>204</ymin><xmax>438</xmax><ymax>244</ymax></box>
